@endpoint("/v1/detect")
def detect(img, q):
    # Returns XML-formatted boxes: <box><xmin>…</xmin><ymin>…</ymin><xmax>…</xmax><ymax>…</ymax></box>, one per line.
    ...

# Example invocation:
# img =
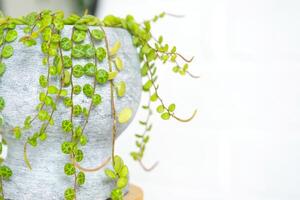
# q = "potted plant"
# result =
<box><xmin>0</xmin><ymin>10</ymin><xmax>197</xmax><ymax>200</ymax></box>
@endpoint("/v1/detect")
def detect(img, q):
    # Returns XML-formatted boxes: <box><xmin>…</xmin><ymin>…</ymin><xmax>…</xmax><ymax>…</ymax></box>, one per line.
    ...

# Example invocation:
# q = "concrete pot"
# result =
<box><xmin>0</xmin><ymin>25</ymin><xmax>142</xmax><ymax>200</ymax></box>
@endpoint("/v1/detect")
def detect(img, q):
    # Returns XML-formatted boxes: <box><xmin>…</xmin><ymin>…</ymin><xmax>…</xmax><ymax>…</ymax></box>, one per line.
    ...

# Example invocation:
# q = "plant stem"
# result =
<box><xmin>99</xmin><ymin>25</ymin><xmax>117</xmax><ymax>165</ymax></box>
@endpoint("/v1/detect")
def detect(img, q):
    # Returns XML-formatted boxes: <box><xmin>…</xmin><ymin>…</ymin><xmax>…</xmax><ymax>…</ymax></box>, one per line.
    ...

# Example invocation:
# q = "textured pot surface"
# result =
<box><xmin>0</xmin><ymin>26</ymin><xmax>142</xmax><ymax>200</ymax></box>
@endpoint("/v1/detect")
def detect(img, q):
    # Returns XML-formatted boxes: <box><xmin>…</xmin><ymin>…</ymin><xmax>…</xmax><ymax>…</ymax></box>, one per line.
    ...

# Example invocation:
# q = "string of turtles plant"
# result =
<box><xmin>0</xmin><ymin>10</ymin><xmax>198</xmax><ymax>200</ymax></box>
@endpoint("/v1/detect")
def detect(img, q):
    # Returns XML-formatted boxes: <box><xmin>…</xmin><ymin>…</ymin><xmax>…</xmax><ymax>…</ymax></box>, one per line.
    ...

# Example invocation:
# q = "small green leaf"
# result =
<box><xmin>73</xmin><ymin>105</ymin><xmax>82</xmax><ymax>117</ymax></box>
<box><xmin>13</xmin><ymin>126</ymin><xmax>21</xmax><ymax>139</ymax></box>
<box><xmin>84</xmin><ymin>63</ymin><xmax>96</xmax><ymax>76</ymax></box>
<box><xmin>114</xmin><ymin>57</ymin><xmax>124</xmax><ymax>71</ymax></box>
<box><xmin>108</xmin><ymin>71</ymin><xmax>118</xmax><ymax>80</ymax></box>
<box><xmin>75</xmin><ymin>149</ymin><xmax>83</xmax><ymax>162</ymax></box>
<box><xmin>156</xmin><ymin>105</ymin><xmax>164</xmax><ymax>113</ymax></box>
<box><xmin>64</xmin><ymin>163</ymin><xmax>76</xmax><ymax>176</ymax></box>
<box><xmin>48</xmin><ymin>85</ymin><xmax>58</xmax><ymax>94</ymax></box>
<box><xmin>168</xmin><ymin>104</ymin><xmax>176</xmax><ymax>112</ymax></box>
<box><xmin>119</xmin><ymin>165</ymin><xmax>129</xmax><ymax>178</ymax></box>
<box><xmin>92</xmin><ymin>94</ymin><xmax>102</xmax><ymax>105</ymax></box>
<box><xmin>0</xmin><ymin>97</ymin><xmax>5</xmax><ymax>111</ymax></box>
<box><xmin>0</xmin><ymin>165</ymin><xmax>12</xmax><ymax>180</ymax></box>
<box><xmin>113</xmin><ymin>155</ymin><xmax>124</xmax><ymax>173</ymax></box>
<box><xmin>73</xmin><ymin>64</ymin><xmax>84</xmax><ymax>78</ymax></box>
<box><xmin>117</xmin><ymin>177</ymin><xmax>128</xmax><ymax>189</ymax></box>
<box><xmin>96</xmin><ymin>69</ymin><xmax>108</xmax><ymax>84</ymax></box>
<box><xmin>64</xmin><ymin>188</ymin><xmax>75</xmax><ymax>200</ymax></box>
<box><xmin>118</xmin><ymin>108</ymin><xmax>132</xmax><ymax>124</ymax></box>
<box><xmin>161</xmin><ymin>112</ymin><xmax>170</xmax><ymax>120</ymax></box>
<box><xmin>110</xmin><ymin>41</ymin><xmax>121</xmax><ymax>56</ymax></box>
<box><xmin>96</xmin><ymin>47</ymin><xmax>106</xmax><ymax>61</ymax></box>
<box><xmin>61</xmin><ymin>37</ymin><xmax>72</xmax><ymax>51</ymax></box>
<box><xmin>105</xmin><ymin>169</ymin><xmax>117</xmax><ymax>179</ymax></box>
<box><xmin>116</xmin><ymin>81</ymin><xmax>126</xmax><ymax>97</ymax></box>
<box><xmin>143</xmin><ymin>80</ymin><xmax>152</xmax><ymax>91</ymax></box>
<box><xmin>38</xmin><ymin>110</ymin><xmax>48</xmax><ymax>121</ymax></box>
<box><xmin>2</xmin><ymin>45</ymin><xmax>14</xmax><ymax>58</ymax></box>
<box><xmin>73</xmin><ymin>85</ymin><xmax>82</xmax><ymax>95</ymax></box>
<box><xmin>0</xmin><ymin>63</ymin><xmax>6</xmax><ymax>77</ymax></box>
<box><xmin>39</xmin><ymin>75</ymin><xmax>48</xmax><ymax>88</ymax></box>
<box><xmin>150</xmin><ymin>93</ymin><xmax>158</xmax><ymax>102</ymax></box>
<box><xmin>83</xmin><ymin>84</ymin><xmax>94</xmax><ymax>98</ymax></box>
<box><xmin>62</xmin><ymin>120</ymin><xmax>73</xmax><ymax>132</ymax></box>
<box><xmin>77</xmin><ymin>171</ymin><xmax>85</xmax><ymax>185</ymax></box>
<box><xmin>91</xmin><ymin>29</ymin><xmax>104</xmax><ymax>40</ymax></box>
<box><xmin>72</xmin><ymin>29</ymin><xmax>86</xmax><ymax>43</ymax></box>
<box><xmin>71</xmin><ymin>44</ymin><xmax>85</xmax><ymax>58</ymax></box>
<box><xmin>61</xmin><ymin>142</ymin><xmax>73</xmax><ymax>154</ymax></box>
<box><xmin>5</xmin><ymin>30</ymin><xmax>17</xmax><ymax>42</ymax></box>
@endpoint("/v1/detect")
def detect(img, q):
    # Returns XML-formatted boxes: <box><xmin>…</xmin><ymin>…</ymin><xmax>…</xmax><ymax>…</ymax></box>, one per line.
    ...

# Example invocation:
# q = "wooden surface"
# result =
<box><xmin>124</xmin><ymin>184</ymin><xmax>143</xmax><ymax>200</ymax></box>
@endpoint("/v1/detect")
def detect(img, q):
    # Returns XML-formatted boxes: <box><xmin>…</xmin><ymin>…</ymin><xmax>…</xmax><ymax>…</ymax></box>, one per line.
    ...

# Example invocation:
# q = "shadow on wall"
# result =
<box><xmin>0</xmin><ymin>0</ymin><xmax>100</xmax><ymax>16</ymax></box>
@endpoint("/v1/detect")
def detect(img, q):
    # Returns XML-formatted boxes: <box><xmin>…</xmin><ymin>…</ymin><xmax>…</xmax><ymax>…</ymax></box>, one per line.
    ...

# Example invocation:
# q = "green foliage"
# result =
<box><xmin>95</xmin><ymin>69</ymin><xmax>108</xmax><ymax>84</ymax></box>
<box><xmin>1</xmin><ymin>45</ymin><xmax>13</xmax><ymax>58</ymax></box>
<box><xmin>0</xmin><ymin>63</ymin><xmax>6</xmax><ymax>77</ymax></box>
<box><xmin>62</xmin><ymin>120</ymin><xmax>73</xmax><ymax>132</ymax></box>
<box><xmin>5</xmin><ymin>30</ymin><xmax>18</xmax><ymax>42</ymax></box>
<box><xmin>95</xmin><ymin>47</ymin><xmax>106</xmax><ymax>61</ymax></box>
<box><xmin>0</xmin><ymin>10</ymin><xmax>196</xmax><ymax>200</ymax></box>
<box><xmin>84</xmin><ymin>63</ymin><xmax>96</xmax><ymax>76</ymax></box>
<box><xmin>0</xmin><ymin>97</ymin><xmax>5</xmax><ymax>111</ymax></box>
<box><xmin>82</xmin><ymin>84</ymin><xmax>94</xmax><ymax>98</ymax></box>
<box><xmin>76</xmin><ymin>171</ymin><xmax>85</xmax><ymax>185</ymax></box>
<box><xmin>64</xmin><ymin>188</ymin><xmax>75</xmax><ymax>200</ymax></box>
<box><xmin>105</xmin><ymin>155</ymin><xmax>129</xmax><ymax>200</ymax></box>
<box><xmin>91</xmin><ymin>29</ymin><xmax>104</xmax><ymax>41</ymax></box>
<box><xmin>0</xmin><ymin>166</ymin><xmax>12</xmax><ymax>180</ymax></box>
<box><xmin>64</xmin><ymin>163</ymin><xmax>76</xmax><ymax>176</ymax></box>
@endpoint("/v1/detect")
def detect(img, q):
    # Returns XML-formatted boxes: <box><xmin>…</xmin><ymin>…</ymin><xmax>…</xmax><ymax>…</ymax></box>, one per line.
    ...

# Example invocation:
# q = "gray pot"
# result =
<box><xmin>0</xmin><ymin>26</ymin><xmax>142</xmax><ymax>200</ymax></box>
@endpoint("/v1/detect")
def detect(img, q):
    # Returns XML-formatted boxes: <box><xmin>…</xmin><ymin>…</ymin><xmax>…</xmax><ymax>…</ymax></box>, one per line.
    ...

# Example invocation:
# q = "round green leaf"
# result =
<box><xmin>92</xmin><ymin>94</ymin><xmax>102</xmax><ymax>106</ymax></box>
<box><xmin>116</xmin><ymin>81</ymin><xmax>126</xmax><ymax>97</ymax></box>
<box><xmin>73</xmin><ymin>64</ymin><xmax>84</xmax><ymax>78</ymax></box>
<box><xmin>96</xmin><ymin>47</ymin><xmax>106</xmax><ymax>62</ymax></box>
<box><xmin>83</xmin><ymin>84</ymin><xmax>94</xmax><ymax>98</ymax></box>
<box><xmin>117</xmin><ymin>177</ymin><xmax>128</xmax><ymax>189</ymax></box>
<box><xmin>73</xmin><ymin>85</ymin><xmax>82</xmax><ymax>95</ymax></box>
<box><xmin>64</xmin><ymin>188</ymin><xmax>75</xmax><ymax>200</ymax></box>
<box><xmin>95</xmin><ymin>69</ymin><xmax>108</xmax><ymax>84</ymax></box>
<box><xmin>62</xmin><ymin>120</ymin><xmax>73</xmax><ymax>132</ymax></box>
<box><xmin>75</xmin><ymin>149</ymin><xmax>83</xmax><ymax>162</ymax></box>
<box><xmin>5</xmin><ymin>30</ymin><xmax>17</xmax><ymax>42</ymax></box>
<box><xmin>73</xmin><ymin>105</ymin><xmax>82</xmax><ymax>117</ymax></box>
<box><xmin>72</xmin><ymin>29</ymin><xmax>86</xmax><ymax>43</ymax></box>
<box><xmin>76</xmin><ymin>171</ymin><xmax>85</xmax><ymax>185</ymax></box>
<box><xmin>118</xmin><ymin>108</ymin><xmax>132</xmax><ymax>124</ymax></box>
<box><xmin>84</xmin><ymin>63</ymin><xmax>96</xmax><ymax>76</ymax></box>
<box><xmin>2</xmin><ymin>45</ymin><xmax>14</xmax><ymax>58</ymax></box>
<box><xmin>0</xmin><ymin>165</ymin><xmax>12</xmax><ymax>180</ymax></box>
<box><xmin>161</xmin><ymin>112</ymin><xmax>170</xmax><ymax>120</ymax></box>
<box><xmin>61</xmin><ymin>37</ymin><xmax>72</xmax><ymax>51</ymax></box>
<box><xmin>91</xmin><ymin>29</ymin><xmax>104</xmax><ymax>40</ymax></box>
<box><xmin>64</xmin><ymin>163</ymin><xmax>76</xmax><ymax>176</ymax></box>
<box><xmin>61</xmin><ymin>141</ymin><xmax>73</xmax><ymax>154</ymax></box>
<box><xmin>104</xmin><ymin>169</ymin><xmax>117</xmax><ymax>179</ymax></box>
<box><xmin>71</xmin><ymin>44</ymin><xmax>85</xmax><ymax>58</ymax></box>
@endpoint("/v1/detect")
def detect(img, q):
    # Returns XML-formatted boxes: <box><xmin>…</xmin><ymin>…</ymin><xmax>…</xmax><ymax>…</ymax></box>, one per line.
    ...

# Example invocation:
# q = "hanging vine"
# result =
<box><xmin>0</xmin><ymin>10</ymin><xmax>198</xmax><ymax>200</ymax></box>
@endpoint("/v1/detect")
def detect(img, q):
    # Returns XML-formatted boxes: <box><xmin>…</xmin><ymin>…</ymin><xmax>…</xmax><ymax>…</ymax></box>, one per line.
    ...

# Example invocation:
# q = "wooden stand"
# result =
<box><xmin>124</xmin><ymin>184</ymin><xmax>143</xmax><ymax>200</ymax></box>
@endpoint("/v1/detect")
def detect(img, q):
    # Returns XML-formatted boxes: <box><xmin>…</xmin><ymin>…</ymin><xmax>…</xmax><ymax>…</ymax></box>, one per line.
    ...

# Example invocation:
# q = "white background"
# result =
<box><xmin>98</xmin><ymin>0</ymin><xmax>300</xmax><ymax>200</ymax></box>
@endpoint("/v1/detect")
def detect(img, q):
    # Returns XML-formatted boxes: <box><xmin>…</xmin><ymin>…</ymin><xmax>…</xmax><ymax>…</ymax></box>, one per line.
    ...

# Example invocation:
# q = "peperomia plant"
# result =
<box><xmin>0</xmin><ymin>10</ymin><xmax>197</xmax><ymax>200</ymax></box>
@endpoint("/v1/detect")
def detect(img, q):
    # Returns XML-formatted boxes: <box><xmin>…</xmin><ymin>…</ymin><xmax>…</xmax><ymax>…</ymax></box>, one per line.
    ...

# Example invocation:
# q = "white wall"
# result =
<box><xmin>98</xmin><ymin>0</ymin><xmax>300</xmax><ymax>199</ymax></box>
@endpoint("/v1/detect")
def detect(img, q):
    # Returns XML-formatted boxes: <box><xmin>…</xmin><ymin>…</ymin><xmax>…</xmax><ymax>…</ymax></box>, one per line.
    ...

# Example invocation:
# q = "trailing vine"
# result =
<box><xmin>0</xmin><ymin>10</ymin><xmax>198</xmax><ymax>200</ymax></box>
